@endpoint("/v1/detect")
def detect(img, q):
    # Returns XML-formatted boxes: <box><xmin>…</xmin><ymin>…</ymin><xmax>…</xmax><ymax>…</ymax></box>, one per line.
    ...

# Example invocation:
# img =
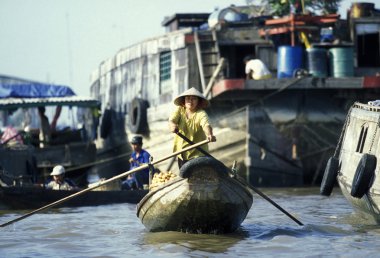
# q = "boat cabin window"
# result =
<box><xmin>160</xmin><ymin>51</ymin><xmax>172</xmax><ymax>93</ymax></box>
<box><xmin>356</xmin><ymin>124</ymin><xmax>368</xmax><ymax>153</ymax></box>
<box><xmin>220</xmin><ymin>45</ymin><xmax>254</xmax><ymax>79</ymax></box>
<box><xmin>219</xmin><ymin>44</ymin><xmax>275</xmax><ymax>79</ymax></box>
<box><xmin>355</xmin><ymin>24</ymin><xmax>380</xmax><ymax>67</ymax></box>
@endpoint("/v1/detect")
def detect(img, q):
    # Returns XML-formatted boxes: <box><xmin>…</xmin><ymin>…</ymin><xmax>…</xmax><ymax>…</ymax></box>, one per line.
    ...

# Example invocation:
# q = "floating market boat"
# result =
<box><xmin>0</xmin><ymin>76</ymin><xmax>133</xmax><ymax>205</ymax></box>
<box><xmin>90</xmin><ymin>3</ymin><xmax>380</xmax><ymax>186</ymax></box>
<box><xmin>321</xmin><ymin>101</ymin><xmax>380</xmax><ymax>222</ymax></box>
<box><xmin>136</xmin><ymin>157</ymin><xmax>253</xmax><ymax>234</ymax></box>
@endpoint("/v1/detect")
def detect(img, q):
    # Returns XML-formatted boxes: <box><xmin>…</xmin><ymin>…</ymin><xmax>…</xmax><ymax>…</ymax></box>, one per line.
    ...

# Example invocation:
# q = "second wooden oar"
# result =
<box><xmin>0</xmin><ymin>139</ymin><xmax>209</xmax><ymax>228</ymax></box>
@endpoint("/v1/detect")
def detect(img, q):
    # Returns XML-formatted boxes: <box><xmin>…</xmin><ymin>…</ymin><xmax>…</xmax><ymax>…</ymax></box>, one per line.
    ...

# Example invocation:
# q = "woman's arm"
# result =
<box><xmin>169</xmin><ymin>107</ymin><xmax>181</xmax><ymax>133</ymax></box>
<box><xmin>204</xmin><ymin>125</ymin><xmax>216</xmax><ymax>142</ymax></box>
<box><xmin>169</xmin><ymin>120</ymin><xmax>179</xmax><ymax>133</ymax></box>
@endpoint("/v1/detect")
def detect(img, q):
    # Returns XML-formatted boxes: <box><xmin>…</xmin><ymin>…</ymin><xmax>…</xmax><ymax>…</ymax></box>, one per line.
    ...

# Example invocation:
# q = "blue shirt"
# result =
<box><xmin>130</xmin><ymin>149</ymin><xmax>151</xmax><ymax>188</ymax></box>
<box><xmin>130</xmin><ymin>149</ymin><xmax>150</xmax><ymax>169</ymax></box>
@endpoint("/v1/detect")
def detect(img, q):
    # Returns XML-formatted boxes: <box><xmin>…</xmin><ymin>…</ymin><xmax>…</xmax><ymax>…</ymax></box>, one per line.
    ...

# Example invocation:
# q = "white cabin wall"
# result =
<box><xmin>172</xmin><ymin>48</ymin><xmax>188</xmax><ymax>100</ymax></box>
<box><xmin>89</xmin><ymin>28</ymin><xmax>193</xmax><ymax>119</ymax></box>
<box><xmin>187</xmin><ymin>44</ymin><xmax>202</xmax><ymax>92</ymax></box>
<box><xmin>147</xmin><ymin>54</ymin><xmax>160</xmax><ymax>107</ymax></box>
<box><xmin>121</xmin><ymin>64</ymin><xmax>128</xmax><ymax>113</ymax></box>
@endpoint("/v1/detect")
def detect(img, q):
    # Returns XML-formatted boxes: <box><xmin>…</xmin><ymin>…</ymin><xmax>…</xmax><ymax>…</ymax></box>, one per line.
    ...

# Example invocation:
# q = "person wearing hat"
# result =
<box><xmin>169</xmin><ymin>87</ymin><xmax>216</xmax><ymax>168</ymax></box>
<box><xmin>45</xmin><ymin>165</ymin><xmax>77</xmax><ymax>190</ymax></box>
<box><xmin>121</xmin><ymin>136</ymin><xmax>151</xmax><ymax>190</ymax></box>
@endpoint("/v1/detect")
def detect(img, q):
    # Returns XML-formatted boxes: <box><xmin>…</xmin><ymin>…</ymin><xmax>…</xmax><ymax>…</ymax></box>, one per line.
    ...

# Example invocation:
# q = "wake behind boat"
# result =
<box><xmin>137</xmin><ymin>157</ymin><xmax>253</xmax><ymax>234</ymax></box>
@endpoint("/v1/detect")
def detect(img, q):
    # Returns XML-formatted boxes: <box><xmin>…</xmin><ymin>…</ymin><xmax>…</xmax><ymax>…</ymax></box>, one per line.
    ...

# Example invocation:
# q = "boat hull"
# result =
<box><xmin>0</xmin><ymin>186</ymin><xmax>147</xmax><ymax>209</ymax></box>
<box><xmin>338</xmin><ymin>177</ymin><xmax>380</xmax><ymax>222</ymax></box>
<box><xmin>137</xmin><ymin>157</ymin><xmax>253</xmax><ymax>234</ymax></box>
<box><xmin>335</xmin><ymin>103</ymin><xmax>380</xmax><ymax>222</ymax></box>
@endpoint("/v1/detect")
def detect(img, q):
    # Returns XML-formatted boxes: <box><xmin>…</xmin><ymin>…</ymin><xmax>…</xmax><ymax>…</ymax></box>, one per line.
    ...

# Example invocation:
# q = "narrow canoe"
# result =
<box><xmin>136</xmin><ymin>157</ymin><xmax>253</xmax><ymax>234</ymax></box>
<box><xmin>0</xmin><ymin>186</ymin><xmax>147</xmax><ymax>209</ymax></box>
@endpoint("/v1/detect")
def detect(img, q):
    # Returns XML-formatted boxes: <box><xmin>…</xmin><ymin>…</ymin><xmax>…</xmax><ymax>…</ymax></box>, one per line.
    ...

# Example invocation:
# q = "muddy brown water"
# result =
<box><xmin>1</xmin><ymin>187</ymin><xmax>379</xmax><ymax>257</ymax></box>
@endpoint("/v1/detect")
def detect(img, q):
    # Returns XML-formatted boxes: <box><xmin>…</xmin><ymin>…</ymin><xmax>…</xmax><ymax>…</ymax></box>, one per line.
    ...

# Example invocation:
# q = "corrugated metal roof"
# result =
<box><xmin>0</xmin><ymin>96</ymin><xmax>100</xmax><ymax>110</ymax></box>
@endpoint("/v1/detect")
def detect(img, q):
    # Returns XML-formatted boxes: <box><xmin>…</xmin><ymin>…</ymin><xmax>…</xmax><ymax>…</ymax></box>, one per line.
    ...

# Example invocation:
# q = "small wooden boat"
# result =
<box><xmin>0</xmin><ymin>185</ymin><xmax>147</xmax><ymax>209</ymax></box>
<box><xmin>136</xmin><ymin>157</ymin><xmax>253</xmax><ymax>234</ymax></box>
<box><xmin>321</xmin><ymin>102</ymin><xmax>380</xmax><ymax>222</ymax></box>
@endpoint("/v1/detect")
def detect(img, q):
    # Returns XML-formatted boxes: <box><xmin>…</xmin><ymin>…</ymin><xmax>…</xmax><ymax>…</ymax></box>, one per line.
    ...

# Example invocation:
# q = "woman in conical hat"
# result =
<box><xmin>169</xmin><ymin>87</ymin><xmax>216</xmax><ymax>169</ymax></box>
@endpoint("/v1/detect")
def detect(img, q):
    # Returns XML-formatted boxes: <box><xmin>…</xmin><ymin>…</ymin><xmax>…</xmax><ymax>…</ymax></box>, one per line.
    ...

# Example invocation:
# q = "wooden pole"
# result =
<box><xmin>0</xmin><ymin>139</ymin><xmax>209</xmax><ymax>228</ymax></box>
<box><xmin>204</xmin><ymin>58</ymin><xmax>225</xmax><ymax>98</ymax></box>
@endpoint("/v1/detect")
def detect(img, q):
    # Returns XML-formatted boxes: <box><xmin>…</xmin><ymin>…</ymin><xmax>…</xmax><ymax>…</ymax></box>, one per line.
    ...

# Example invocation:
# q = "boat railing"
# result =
<box><xmin>353</xmin><ymin>102</ymin><xmax>380</xmax><ymax>112</ymax></box>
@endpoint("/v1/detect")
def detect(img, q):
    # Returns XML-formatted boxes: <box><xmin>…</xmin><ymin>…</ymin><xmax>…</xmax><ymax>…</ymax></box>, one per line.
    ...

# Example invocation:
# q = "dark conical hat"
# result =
<box><xmin>173</xmin><ymin>87</ymin><xmax>209</xmax><ymax>109</ymax></box>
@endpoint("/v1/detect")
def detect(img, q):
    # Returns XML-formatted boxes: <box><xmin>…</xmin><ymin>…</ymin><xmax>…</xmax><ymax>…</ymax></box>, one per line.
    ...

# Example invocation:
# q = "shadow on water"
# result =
<box><xmin>143</xmin><ymin>229</ymin><xmax>249</xmax><ymax>253</ymax></box>
<box><xmin>142</xmin><ymin>221</ymin><xmax>358</xmax><ymax>254</ymax></box>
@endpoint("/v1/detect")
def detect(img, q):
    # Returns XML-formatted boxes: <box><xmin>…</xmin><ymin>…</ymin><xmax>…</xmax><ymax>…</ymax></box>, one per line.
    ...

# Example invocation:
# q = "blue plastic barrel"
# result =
<box><xmin>277</xmin><ymin>45</ymin><xmax>304</xmax><ymax>78</ymax></box>
<box><xmin>307</xmin><ymin>48</ymin><xmax>328</xmax><ymax>78</ymax></box>
<box><xmin>328</xmin><ymin>47</ymin><xmax>354</xmax><ymax>78</ymax></box>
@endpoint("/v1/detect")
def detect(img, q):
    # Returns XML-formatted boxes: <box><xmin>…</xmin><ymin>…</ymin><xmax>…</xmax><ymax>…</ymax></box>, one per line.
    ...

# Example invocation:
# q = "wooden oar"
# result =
<box><xmin>176</xmin><ymin>131</ymin><xmax>304</xmax><ymax>226</ymax></box>
<box><xmin>0</xmin><ymin>139</ymin><xmax>210</xmax><ymax>228</ymax></box>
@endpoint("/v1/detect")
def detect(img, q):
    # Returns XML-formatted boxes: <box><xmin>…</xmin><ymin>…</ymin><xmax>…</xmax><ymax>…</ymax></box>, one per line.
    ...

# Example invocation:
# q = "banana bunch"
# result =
<box><xmin>149</xmin><ymin>171</ymin><xmax>177</xmax><ymax>190</ymax></box>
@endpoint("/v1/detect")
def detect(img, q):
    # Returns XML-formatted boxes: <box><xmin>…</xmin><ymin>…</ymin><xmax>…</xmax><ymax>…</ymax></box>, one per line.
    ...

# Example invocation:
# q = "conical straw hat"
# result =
<box><xmin>173</xmin><ymin>87</ymin><xmax>209</xmax><ymax>109</ymax></box>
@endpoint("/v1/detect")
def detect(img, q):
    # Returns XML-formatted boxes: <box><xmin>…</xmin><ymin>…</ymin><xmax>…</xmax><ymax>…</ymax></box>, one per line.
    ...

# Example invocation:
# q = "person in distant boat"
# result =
<box><xmin>121</xmin><ymin>136</ymin><xmax>151</xmax><ymax>190</ymax></box>
<box><xmin>169</xmin><ymin>87</ymin><xmax>216</xmax><ymax>169</ymax></box>
<box><xmin>38</xmin><ymin>106</ymin><xmax>51</xmax><ymax>148</ymax></box>
<box><xmin>50</xmin><ymin>106</ymin><xmax>62</xmax><ymax>132</ymax></box>
<box><xmin>244</xmin><ymin>55</ymin><xmax>272</xmax><ymax>80</ymax></box>
<box><xmin>91</xmin><ymin>104</ymin><xmax>101</xmax><ymax>140</ymax></box>
<box><xmin>45</xmin><ymin>165</ymin><xmax>77</xmax><ymax>190</ymax></box>
<box><xmin>0</xmin><ymin>126</ymin><xmax>23</xmax><ymax>146</ymax></box>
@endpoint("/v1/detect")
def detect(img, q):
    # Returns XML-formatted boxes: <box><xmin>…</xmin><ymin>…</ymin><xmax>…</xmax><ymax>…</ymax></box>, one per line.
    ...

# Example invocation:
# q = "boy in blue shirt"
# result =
<box><xmin>122</xmin><ymin>136</ymin><xmax>151</xmax><ymax>190</ymax></box>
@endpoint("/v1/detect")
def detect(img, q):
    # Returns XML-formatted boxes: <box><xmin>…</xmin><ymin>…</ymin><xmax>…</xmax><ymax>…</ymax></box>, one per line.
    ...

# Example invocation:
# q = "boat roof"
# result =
<box><xmin>0</xmin><ymin>83</ymin><xmax>99</xmax><ymax>109</ymax></box>
<box><xmin>0</xmin><ymin>83</ymin><xmax>76</xmax><ymax>98</ymax></box>
<box><xmin>0</xmin><ymin>96</ymin><xmax>100</xmax><ymax>109</ymax></box>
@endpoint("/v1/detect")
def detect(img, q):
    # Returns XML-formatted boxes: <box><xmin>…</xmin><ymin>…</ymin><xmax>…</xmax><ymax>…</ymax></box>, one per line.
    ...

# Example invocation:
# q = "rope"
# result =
<box><xmin>368</xmin><ymin>113</ymin><xmax>380</xmax><ymax>154</ymax></box>
<box><xmin>333</xmin><ymin>106</ymin><xmax>352</xmax><ymax>158</ymax></box>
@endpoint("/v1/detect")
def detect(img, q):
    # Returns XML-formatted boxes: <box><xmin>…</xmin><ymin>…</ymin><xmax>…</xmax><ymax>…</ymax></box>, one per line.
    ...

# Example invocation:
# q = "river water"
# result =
<box><xmin>0</xmin><ymin>187</ymin><xmax>379</xmax><ymax>257</ymax></box>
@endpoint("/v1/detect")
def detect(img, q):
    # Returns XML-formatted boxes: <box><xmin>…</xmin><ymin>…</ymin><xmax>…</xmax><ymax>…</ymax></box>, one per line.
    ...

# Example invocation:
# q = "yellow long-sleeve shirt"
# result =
<box><xmin>169</xmin><ymin>106</ymin><xmax>210</xmax><ymax>160</ymax></box>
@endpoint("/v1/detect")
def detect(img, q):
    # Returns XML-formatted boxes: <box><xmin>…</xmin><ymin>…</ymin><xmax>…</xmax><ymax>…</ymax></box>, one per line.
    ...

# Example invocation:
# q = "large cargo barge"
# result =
<box><xmin>89</xmin><ymin>3</ymin><xmax>380</xmax><ymax>186</ymax></box>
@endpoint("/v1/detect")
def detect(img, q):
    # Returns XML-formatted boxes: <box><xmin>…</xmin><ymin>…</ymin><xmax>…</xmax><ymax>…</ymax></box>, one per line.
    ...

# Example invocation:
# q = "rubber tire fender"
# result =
<box><xmin>129</xmin><ymin>98</ymin><xmax>148</xmax><ymax>134</ymax></box>
<box><xmin>179</xmin><ymin>156</ymin><xmax>228</xmax><ymax>178</ymax></box>
<box><xmin>320</xmin><ymin>157</ymin><xmax>339</xmax><ymax>196</ymax></box>
<box><xmin>351</xmin><ymin>153</ymin><xmax>376</xmax><ymax>198</ymax></box>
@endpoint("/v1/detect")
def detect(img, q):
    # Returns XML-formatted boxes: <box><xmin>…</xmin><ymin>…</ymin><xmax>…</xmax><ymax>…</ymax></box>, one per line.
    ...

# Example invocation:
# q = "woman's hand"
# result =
<box><xmin>207</xmin><ymin>134</ymin><xmax>216</xmax><ymax>142</ymax></box>
<box><xmin>205</xmin><ymin>125</ymin><xmax>216</xmax><ymax>142</ymax></box>
<box><xmin>169</xmin><ymin>122</ymin><xmax>179</xmax><ymax>133</ymax></box>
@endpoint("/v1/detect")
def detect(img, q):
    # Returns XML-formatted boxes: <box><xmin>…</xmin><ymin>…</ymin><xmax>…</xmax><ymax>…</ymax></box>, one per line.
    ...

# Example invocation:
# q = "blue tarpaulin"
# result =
<box><xmin>0</xmin><ymin>83</ymin><xmax>76</xmax><ymax>98</ymax></box>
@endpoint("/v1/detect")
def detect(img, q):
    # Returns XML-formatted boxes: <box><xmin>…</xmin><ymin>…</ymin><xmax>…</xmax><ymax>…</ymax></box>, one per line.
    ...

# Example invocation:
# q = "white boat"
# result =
<box><xmin>321</xmin><ymin>102</ymin><xmax>380</xmax><ymax>222</ymax></box>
